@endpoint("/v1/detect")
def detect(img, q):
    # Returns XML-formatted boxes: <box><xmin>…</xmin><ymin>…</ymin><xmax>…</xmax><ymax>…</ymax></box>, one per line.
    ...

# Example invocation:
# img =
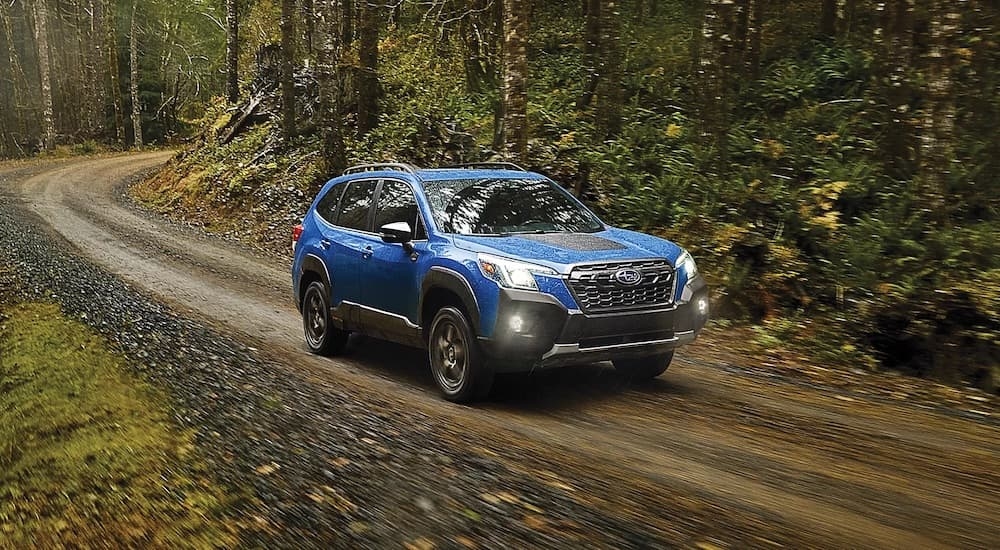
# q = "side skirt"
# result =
<box><xmin>330</xmin><ymin>301</ymin><xmax>425</xmax><ymax>349</ymax></box>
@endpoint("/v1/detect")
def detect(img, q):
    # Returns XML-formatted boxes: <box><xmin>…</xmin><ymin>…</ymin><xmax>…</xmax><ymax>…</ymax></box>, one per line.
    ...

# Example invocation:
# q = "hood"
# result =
<box><xmin>451</xmin><ymin>228</ymin><xmax>683</xmax><ymax>273</ymax></box>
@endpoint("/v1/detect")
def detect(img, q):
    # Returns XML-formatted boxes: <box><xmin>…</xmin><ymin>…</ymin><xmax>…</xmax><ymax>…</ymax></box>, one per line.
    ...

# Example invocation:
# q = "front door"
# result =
<box><xmin>360</xmin><ymin>179</ymin><xmax>429</xmax><ymax>333</ymax></box>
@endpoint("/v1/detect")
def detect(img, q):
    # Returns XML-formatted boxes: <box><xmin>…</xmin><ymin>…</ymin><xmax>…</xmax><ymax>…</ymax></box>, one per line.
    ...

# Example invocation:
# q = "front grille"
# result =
<box><xmin>568</xmin><ymin>259</ymin><xmax>676</xmax><ymax>313</ymax></box>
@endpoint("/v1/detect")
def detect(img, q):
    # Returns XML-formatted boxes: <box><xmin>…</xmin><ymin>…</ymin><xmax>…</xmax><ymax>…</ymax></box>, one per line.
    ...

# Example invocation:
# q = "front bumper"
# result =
<box><xmin>480</xmin><ymin>277</ymin><xmax>709</xmax><ymax>372</ymax></box>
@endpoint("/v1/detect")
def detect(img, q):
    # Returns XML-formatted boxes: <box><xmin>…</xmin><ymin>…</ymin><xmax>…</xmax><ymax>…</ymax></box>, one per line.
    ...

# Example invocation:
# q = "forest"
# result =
<box><xmin>2</xmin><ymin>0</ymin><xmax>998</xmax><ymax>391</ymax></box>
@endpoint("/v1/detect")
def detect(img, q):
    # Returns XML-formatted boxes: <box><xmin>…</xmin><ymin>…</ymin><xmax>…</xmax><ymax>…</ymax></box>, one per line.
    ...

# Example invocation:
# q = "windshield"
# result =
<box><xmin>421</xmin><ymin>178</ymin><xmax>604</xmax><ymax>236</ymax></box>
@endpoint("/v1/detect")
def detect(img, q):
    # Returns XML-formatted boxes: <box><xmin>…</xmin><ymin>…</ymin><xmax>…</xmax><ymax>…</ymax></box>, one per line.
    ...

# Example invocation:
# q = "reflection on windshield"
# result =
<box><xmin>422</xmin><ymin>178</ymin><xmax>603</xmax><ymax>235</ymax></box>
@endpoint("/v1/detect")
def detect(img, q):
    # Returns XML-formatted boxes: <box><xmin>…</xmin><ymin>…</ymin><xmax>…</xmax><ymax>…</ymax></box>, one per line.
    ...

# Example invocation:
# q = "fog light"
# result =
<box><xmin>697</xmin><ymin>297</ymin><xmax>709</xmax><ymax>316</ymax></box>
<box><xmin>509</xmin><ymin>315</ymin><xmax>525</xmax><ymax>333</ymax></box>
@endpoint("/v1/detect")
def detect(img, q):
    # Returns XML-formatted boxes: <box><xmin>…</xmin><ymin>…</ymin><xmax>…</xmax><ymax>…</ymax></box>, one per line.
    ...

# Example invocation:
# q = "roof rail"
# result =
<box><xmin>446</xmin><ymin>162</ymin><xmax>527</xmax><ymax>172</ymax></box>
<box><xmin>343</xmin><ymin>163</ymin><xmax>419</xmax><ymax>176</ymax></box>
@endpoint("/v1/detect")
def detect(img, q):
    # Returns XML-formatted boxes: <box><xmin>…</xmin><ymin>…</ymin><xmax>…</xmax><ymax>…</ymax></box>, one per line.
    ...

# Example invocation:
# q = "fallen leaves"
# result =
<box><xmin>403</xmin><ymin>537</ymin><xmax>435</xmax><ymax>550</ymax></box>
<box><xmin>523</xmin><ymin>514</ymin><xmax>548</xmax><ymax>530</ymax></box>
<box><xmin>254</xmin><ymin>463</ymin><xmax>280</xmax><ymax>476</ymax></box>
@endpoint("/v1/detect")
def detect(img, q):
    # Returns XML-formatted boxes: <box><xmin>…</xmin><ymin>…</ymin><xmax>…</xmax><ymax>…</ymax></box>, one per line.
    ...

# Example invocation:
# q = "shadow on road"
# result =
<box><xmin>342</xmin><ymin>334</ymin><xmax>694</xmax><ymax>411</ymax></box>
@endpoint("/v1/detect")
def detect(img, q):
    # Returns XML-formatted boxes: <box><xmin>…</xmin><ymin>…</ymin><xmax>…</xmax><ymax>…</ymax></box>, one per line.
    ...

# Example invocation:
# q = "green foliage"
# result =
<box><xmin>352</xmin><ymin>33</ymin><xmax>488</xmax><ymax>164</ymax></box>
<box><xmin>134</xmin><ymin>0</ymin><xmax>998</xmax><ymax>390</ymax></box>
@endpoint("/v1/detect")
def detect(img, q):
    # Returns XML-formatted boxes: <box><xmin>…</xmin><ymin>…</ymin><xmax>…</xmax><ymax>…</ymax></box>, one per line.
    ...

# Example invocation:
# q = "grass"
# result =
<box><xmin>0</xmin><ymin>302</ymin><xmax>238</xmax><ymax>548</ymax></box>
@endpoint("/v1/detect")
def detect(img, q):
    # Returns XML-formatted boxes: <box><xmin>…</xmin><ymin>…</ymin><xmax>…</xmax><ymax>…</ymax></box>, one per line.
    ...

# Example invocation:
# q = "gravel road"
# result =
<box><xmin>2</xmin><ymin>153</ymin><xmax>998</xmax><ymax>548</ymax></box>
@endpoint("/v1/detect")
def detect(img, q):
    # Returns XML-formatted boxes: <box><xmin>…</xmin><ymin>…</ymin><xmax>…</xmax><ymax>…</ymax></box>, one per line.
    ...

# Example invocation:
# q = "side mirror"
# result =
<box><xmin>379</xmin><ymin>221</ymin><xmax>413</xmax><ymax>245</ymax></box>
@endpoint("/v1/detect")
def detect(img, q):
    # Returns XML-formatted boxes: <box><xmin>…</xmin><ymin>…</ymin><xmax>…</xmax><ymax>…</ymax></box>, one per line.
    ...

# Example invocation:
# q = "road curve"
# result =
<box><xmin>7</xmin><ymin>153</ymin><xmax>1000</xmax><ymax>548</ymax></box>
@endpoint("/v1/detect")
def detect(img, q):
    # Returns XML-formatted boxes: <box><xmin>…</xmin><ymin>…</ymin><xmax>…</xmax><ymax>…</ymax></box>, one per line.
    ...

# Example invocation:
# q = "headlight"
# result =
<box><xmin>676</xmin><ymin>250</ymin><xmax>699</xmax><ymax>278</ymax></box>
<box><xmin>478</xmin><ymin>253</ymin><xmax>557</xmax><ymax>291</ymax></box>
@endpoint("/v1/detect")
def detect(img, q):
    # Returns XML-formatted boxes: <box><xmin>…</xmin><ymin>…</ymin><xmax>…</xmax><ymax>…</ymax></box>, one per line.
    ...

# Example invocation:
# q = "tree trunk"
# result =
<box><xmin>919</xmin><ymin>0</ymin><xmax>962</xmax><ymax>222</ymax></box>
<box><xmin>1</xmin><ymin>1</ymin><xmax>31</xmax><ymax>149</ymax></box>
<box><xmin>0</xmin><ymin>2</ymin><xmax>15</xmax><ymax>155</ymax></box>
<box><xmin>75</xmin><ymin>2</ymin><xmax>96</xmax><ymax>138</ymax></box>
<box><xmin>743</xmin><ymin>0</ymin><xmax>761</xmax><ymax>80</ymax></box>
<box><xmin>577</xmin><ymin>0</ymin><xmax>600</xmax><ymax>110</ymax></box>
<box><xmin>390</xmin><ymin>0</ymin><xmax>403</xmax><ymax>28</ymax></box>
<box><xmin>820</xmin><ymin>0</ymin><xmax>836</xmax><ymax>37</ymax></box>
<box><xmin>342</xmin><ymin>0</ymin><xmax>355</xmax><ymax>46</ymax></box>
<box><xmin>32</xmin><ymin>0</ymin><xmax>56</xmax><ymax>150</ymax></box>
<box><xmin>837</xmin><ymin>0</ymin><xmax>856</xmax><ymax>37</ymax></box>
<box><xmin>698</xmin><ymin>0</ymin><xmax>738</xmax><ymax>170</ymax></box>
<box><xmin>357</xmin><ymin>0</ymin><xmax>379</xmax><ymax>136</ymax></box>
<box><xmin>106</xmin><ymin>0</ymin><xmax>126</xmax><ymax>146</ymax></box>
<box><xmin>129</xmin><ymin>0</ymin><xmax>142</xmax><ymax>148</ymax></box>
<box><xmin>226</xmin><ymin>0</ymin><xmax>239</xmax><ymax>103</ymax></box>
<box><xmin>460</xmin><ymin>0</ymin><xmax>496</xmax><ymax>94</ymax></box>
<box><xmin>595</xmin><ymin>0</ymin><xmax>623</xmax><ymax>139</ymax></box>
<box><xmin>317</xmin><ymin>0</ymin><xmax>345</xmax><ymax>175</ymax></box>
<box><xmin>281</xmin><ymin>0</ymin><xmax>296</xmax><ymax>143</ymax></box>
<box><xmin>874</xmin><ymin>0</ymin><xmax>916</xmax><ymax>176</ymax></box>
<box><xmin>502</xmin><ymin>0</ymin><xmax>528</xmax><ymax>161</ymax></box>
<box><xmin>690</xmin><ymin>0</ymin><xmax>708</xmax><ymax>74</ymax></box>
<box><xmin>91</xmin><ymin>0</ymin><xmax>109</xmax><ymax>138</ymax></box>
<box><xmin>302</xmin><ymin>0</ymin><xmax>315</xmax><ymax>56</ymax></box>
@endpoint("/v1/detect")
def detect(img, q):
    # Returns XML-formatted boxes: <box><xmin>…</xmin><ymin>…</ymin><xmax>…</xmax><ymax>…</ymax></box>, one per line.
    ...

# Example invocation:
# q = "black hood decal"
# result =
<box><xmin>521</xmin><ymin>233</ymin><xmax>628</xmax><ymax>252</ymax></box>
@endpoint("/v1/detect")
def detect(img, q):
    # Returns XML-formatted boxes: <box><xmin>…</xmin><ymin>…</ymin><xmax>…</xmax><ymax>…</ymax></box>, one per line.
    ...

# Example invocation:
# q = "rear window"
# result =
<box><xmin>336</xmin><ymin>180</ymin><xmax>378</xmax><ymax>231</ymax></box>
<box><xmin>315</xmin><ymin>185</ymin><xmax>345</xmax><ymax>225</ymax></box>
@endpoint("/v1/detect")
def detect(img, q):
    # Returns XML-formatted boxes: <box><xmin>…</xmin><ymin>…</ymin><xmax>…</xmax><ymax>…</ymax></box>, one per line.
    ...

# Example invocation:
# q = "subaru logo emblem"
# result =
<box><xmin>614</xmin><ymin>268</ymin><xmax>643</xmax><ymax>286</ymax></box>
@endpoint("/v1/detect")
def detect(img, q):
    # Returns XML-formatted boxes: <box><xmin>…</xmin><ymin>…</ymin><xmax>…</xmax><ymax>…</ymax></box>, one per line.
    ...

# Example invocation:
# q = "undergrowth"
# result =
<box><xmin>132</xmin><ymin>1</ymin><xmax>999</xmax><ymax>392</ymax></box>
<box><xmin>0</xmin><ymin>302</ymin><xmax>238</xmax><ymax>547</ymax></box>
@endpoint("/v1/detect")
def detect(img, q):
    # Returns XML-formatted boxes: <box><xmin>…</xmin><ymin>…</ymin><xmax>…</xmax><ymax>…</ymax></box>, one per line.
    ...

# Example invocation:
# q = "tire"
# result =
<box><xmin>302</xmin><ymin>281</ymin><xmax>349</xmax><ymax>356</ymax></box>
<box><xmin>428</xmin><ymin>307</ymin><xmax>494</xmax><ymax>403</ymax></box>
<box><xmin>613</xmin><ymin>351</ymin><xmax>674</xmax><ymax>380</ymax></box>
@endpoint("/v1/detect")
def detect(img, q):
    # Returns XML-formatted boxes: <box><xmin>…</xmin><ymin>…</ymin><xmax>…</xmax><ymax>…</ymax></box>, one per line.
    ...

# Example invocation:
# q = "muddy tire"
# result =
<box><xmin>428</xmin><ymin>307</ymin><xmax>494</xmax><ymax>403</ymax></box>
<box><xmin>302</xmin><ymin>281</ymin><xmax>349</xmax><ymax>356</ymax></box>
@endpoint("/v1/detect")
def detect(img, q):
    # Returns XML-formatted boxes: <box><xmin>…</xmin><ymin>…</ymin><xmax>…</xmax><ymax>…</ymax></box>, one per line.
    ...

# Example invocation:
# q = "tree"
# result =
<box><xmin>697</xmin><ymin>0</ymin><xmax>739</xmax><ymax>168</ymax></box>
<box><xmin>919</xmin><ymin>0</ymin><xmax>962</xmax><ymax>222</ymax></box>
<box><xmin>281</xmin><ymin>0</ymin><xmax>296</xmax><ymax>143</ymax></box>
<box><xmin>594</xmin><ymin>0</ymin><xmax>623</xmax><ymax>140</ymax></box>
<box><xmin>226</xmin><ymin>0</ymin><xmax>239</xmax><ymax>103</ymax></box>
<box><xmin>301</xmin><ymin>0</ymin><xmax>315</xmax><ymax>56</ymax></box>
<box><xmin>92</xmin><ymin>0</ymin><xmax>111</xmax><ymax>139</ymax></box>
<box><xmin>316</xmin><ymin>0</ymin><xmax>345</xmax><ymax>175</ymax></box>
<box><xmin>874</xmin><ymin>0</ymin><xmax>917</xmax><ymax>177</ymax></box>
<box><xmin>356</xmin><ymin>0</ymin><xmax>379</xmax><ymax>136</ymax></box>
<box><xmin>838</xmin><ymin>0</ymin><xmax>857</xmax><ymax>38</ymax></box>
<box><xmin>501</xmin><ymin>0</ymin><xmax>528</xmax><ymax>161</ymax></box>
<box><xmin>460</xmin><ymin>0</ymin><xmax>499</xmax><ymax>95</ymax></box>
<box><xmin>820</xmin><ymin>0</ymin><xmax>836</xmax><ymax>37</ymax></box>
<box><xmin>1</xmin><ymin>0</ymin><xmax>32</xmax><ymax>155</ymax></box>
<box><xmin>32</xmin><ymin>0</ymin><xmax>56</xmax><ymax>150</ymax></box>
<box><xmin>342</xmin><ymin>0</ymin><xmax>354</xmax><ymax>46</ymax></box>
<box><xmin>577</xmin><ymin>0</ymin><xmax>600</xmax><ymax>110</ymax></box>
<box><xmin>742</xmin><ymin>0</ymin><xmax>761</xmax><ymax>80</ymax></box>
<box><xmin>454</xmin><ymin>0</ymin><xmax>508</xmax><ymax>151</ymax></box>
<box><xmin>129</xmin><ymin>0</ymin><xmax>143</xmax><ymax>148</ymax></box>
<box><xmin>106</xmin><ymin>0</ymin><xmax>126</xmax><ymax>145</ymax></box>
<box><xmin>576</xmin><ymin>0</ymin><xmax>624</xmax><ymax>139</ymax></box>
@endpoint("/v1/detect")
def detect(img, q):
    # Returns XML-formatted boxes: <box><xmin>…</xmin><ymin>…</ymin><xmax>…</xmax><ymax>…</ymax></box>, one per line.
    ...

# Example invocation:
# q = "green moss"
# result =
<box><xmin>0</xmin><ymin>303</ymin><xmax>238</xmax><ymax>547</ymax></box>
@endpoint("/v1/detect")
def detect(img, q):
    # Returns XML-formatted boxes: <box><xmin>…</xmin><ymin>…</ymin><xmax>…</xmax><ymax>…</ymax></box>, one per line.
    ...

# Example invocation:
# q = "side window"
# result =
<box><xmin>337</xmin><ymin>179</ymin><xmax>378</xmax><ymax>231</ymax></box>
<box><xmin>315</xmin><ymin>184</ymin><xmax>344</xmax><ymax>224</ymax></box>
<box><xmin>374</xmin><ymin>180</ymin><xmax>427</xmax><ymax>240</ymax></box>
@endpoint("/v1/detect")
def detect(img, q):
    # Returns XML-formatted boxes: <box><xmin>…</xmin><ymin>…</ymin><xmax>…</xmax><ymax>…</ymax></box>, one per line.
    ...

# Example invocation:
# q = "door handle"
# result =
<box><xmin>319</xmin><ymin>239</ymin><xmax>332</xmax><ymax>250</ymax></box>
<box><xmin>362</xmin><ymin>246</ymin><xmax>374</xmax><ymax>259</ymax></box>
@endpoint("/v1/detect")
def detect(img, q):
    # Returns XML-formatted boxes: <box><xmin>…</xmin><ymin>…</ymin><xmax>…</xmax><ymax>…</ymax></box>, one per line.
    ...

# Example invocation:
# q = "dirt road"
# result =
<box><xmin>5</xmin><ymin>153</ymin><xmax>999</xmax><ymax>548</ymax></box>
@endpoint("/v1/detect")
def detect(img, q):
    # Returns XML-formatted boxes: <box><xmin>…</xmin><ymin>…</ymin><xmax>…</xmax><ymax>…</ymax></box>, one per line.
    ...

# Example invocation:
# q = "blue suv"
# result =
<box><xmin>292</xmin><ymin>163</ymin><xmax>709</xmax><ymax>402</ymax></box>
